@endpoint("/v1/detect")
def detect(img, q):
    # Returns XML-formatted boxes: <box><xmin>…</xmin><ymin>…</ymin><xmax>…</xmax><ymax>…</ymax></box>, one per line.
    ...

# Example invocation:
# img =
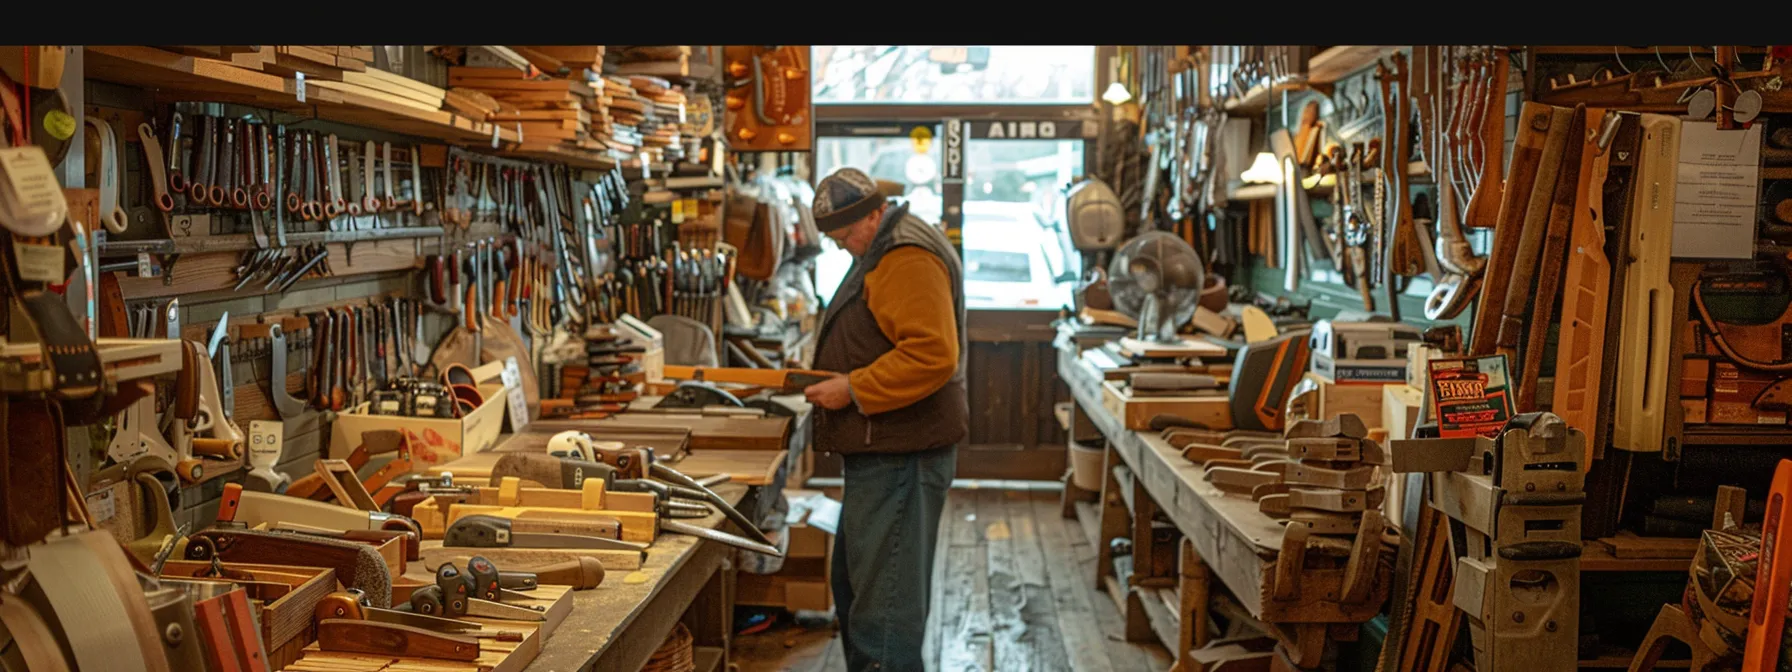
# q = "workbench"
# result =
<box><xmin>1055</xmin><ymin>325</ymin><xmax>1393</xmax><ymax>667</ymax></box>
<box><xmin>518</xmin><ymin>482</ymin><xmax>744</xmax><ymax>672</ymax></box>
<box><xmin>428</xmin><ymin>403</ymin><xmax>810</xmax><ymax>672</ymax></box>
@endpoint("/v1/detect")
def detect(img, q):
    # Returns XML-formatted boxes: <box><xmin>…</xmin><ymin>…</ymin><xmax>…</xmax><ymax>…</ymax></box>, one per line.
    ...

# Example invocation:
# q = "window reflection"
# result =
<box><xmin>812</xmin><ymin>46</ymin><xmax>1097</xmax><ymax>105</ymax></box>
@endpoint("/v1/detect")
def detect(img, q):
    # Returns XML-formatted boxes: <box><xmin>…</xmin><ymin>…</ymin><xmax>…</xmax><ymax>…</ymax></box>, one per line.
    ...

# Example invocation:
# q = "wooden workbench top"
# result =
<box><xmin>430</xmin><ymin>431</ymin><xmax>786</xmax><ymax>487</ymax></box>
<box><xmin>1058</xmin><ymin>338</ymin><xmax>1393</xmax><ymax>622</ymax></box>
<box><xmin>510</xmin><ymin>482</ymin><xmax>744</xmax><ymax>671</ymax></box>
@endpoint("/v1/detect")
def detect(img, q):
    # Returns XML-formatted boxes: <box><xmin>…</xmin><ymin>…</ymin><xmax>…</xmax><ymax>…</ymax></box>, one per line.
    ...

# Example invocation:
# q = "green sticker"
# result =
<box><xmin>43</xmin><ymin>109</ymin><xmax>77</xmax><ymax>141</ymax></box>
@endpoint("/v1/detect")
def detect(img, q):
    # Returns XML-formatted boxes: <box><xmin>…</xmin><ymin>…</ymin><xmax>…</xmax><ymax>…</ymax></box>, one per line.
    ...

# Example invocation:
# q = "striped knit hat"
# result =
<box><xmin>812</xmin><ymin>167</ymin><xmax>885</xmax><ymax>232</ymax></box>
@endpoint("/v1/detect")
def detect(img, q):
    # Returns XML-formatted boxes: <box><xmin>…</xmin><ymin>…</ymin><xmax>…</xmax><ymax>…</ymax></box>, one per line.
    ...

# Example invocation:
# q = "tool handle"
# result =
<box><xmin>529</xmin><ymin>557</ymin><xmax>605</xmax><ymax>590</ymax></box>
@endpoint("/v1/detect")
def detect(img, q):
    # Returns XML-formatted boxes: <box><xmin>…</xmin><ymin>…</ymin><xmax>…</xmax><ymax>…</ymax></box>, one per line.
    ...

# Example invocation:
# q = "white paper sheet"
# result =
<box><xmin>1672</xmin><ymin>121</ymin><xmax>1763</xmax><ymax>259</ymax></box>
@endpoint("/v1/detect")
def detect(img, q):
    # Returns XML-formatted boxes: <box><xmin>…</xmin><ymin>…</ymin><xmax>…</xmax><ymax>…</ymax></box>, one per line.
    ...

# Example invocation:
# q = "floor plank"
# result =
<box><xmin>732</xmin><ymin>487</ymin><xmax>1169</xmax><ymax>672</ymax></box>
<box><xmin>1031</xmin><ymin>495</ymin><xmax>1119</xmax><ymax>672</ymax></box>
<box><xmin>979</xmin><ymin>488</ymin><xmax>1029</xmax><ymax>672</ymax></box>
<box><xmin>1005</xmin><ymin>491</ymin><xmax>1072</xmax><ymax>672</ymax></box>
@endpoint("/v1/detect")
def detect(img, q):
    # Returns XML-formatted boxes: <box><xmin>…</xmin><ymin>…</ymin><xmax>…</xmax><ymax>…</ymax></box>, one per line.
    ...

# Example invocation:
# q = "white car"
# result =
<box><xmin>959</xmin><ymin>201</ymin><xmax>1075</xmax><ymax>310</ymax></box>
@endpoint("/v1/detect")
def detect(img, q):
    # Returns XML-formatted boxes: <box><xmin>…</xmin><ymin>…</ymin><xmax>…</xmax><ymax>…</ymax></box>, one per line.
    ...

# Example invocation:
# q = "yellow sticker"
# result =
<box><xmin>623</xmin><ymin>571</ymin><xmax>651</xmax><ymax>584</ymax></box>
<box><xmin>910</xmin><ymin>126</ymin><xmax>933</xmax><ymax>154</ymax></box>
<box><xmin>43</xmin><ymin>109</ymin><xmax>77</xmax><ymax>142</ymax></box>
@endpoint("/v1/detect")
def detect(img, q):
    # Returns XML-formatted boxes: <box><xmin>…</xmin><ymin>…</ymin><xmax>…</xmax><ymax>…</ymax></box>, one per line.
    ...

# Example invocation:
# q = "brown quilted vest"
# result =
<box><xmin>811</xmin><ymin>202</ymin><xmax>968</xmax><ymax>455</ymax></box>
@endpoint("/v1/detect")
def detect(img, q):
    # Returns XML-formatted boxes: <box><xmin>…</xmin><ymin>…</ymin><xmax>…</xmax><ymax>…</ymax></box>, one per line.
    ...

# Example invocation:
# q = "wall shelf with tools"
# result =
<box><xmin>0</xmin><ymin>42</ymin><xmax>793</xmax><ymax>672</ymax></box>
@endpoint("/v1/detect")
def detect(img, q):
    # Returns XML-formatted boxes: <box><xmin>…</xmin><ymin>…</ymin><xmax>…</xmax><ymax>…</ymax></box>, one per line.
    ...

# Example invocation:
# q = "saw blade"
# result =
<box><xmin>660</xmin><ymin>519</ymin><xmax>782</xmax><ymax>557</ymax></box>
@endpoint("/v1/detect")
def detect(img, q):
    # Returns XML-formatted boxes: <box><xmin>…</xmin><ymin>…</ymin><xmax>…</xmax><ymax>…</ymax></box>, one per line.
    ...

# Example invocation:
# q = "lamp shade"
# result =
<box><xmin>1240</xmin><ymin>152</ymin><xmax>1282</xmax><ymax>184</ymax></box>
<box><xmin>1101</xmin><ymin>81</ymin><xmax>1133</xmax><ymax>105</ymax></box>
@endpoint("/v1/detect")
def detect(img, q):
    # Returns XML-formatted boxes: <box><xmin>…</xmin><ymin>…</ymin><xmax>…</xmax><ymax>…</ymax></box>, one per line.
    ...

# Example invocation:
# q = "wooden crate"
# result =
<box><xmin>158</xmin><ymin>560</ymin><xmax>335</xmax><ymax>667</ymax></box>
<box><xmin>1101</xmin><ymin>379</ymin><xmax>1233</xmax><ymax>431</ymax></box>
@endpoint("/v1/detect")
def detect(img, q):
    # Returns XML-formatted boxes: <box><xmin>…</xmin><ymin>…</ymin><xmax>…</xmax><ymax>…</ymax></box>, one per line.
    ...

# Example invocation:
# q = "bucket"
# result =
<box><xmin>1069</xmin><ymin>440</ymin><xmax>1105</xmax><ymax>492</ymax></box>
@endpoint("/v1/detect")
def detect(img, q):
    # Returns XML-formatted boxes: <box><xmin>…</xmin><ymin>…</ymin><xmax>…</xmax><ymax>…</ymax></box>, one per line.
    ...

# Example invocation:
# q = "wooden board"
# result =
<box><xmin>279</xmin><ymin>621</ymin><xmax>539</xmax><ymax>672</ymax></box>
<box><xmin>308</xmin><ymin>80</ymin><xmax>440</xmax><ymax>114</ymax></box>
<box><xmin>345</xmin><ymin>68</ymin><xmax>447</xmax><ymax>102</ymax></box>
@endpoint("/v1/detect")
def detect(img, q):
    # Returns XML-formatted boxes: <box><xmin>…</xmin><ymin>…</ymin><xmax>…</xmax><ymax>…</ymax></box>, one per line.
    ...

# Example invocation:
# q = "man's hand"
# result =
<box><xmin>804</xmin><ymin>374</ymin><xmax>853</xmax><ymax>411</ymax></box>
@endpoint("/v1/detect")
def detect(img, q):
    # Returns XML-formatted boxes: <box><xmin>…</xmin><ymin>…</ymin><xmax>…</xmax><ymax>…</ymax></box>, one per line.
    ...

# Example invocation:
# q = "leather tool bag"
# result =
<box><xmin>736</xmin><ymin>197</ymin><xmax>782</xmax><ymax>282</ymax></box>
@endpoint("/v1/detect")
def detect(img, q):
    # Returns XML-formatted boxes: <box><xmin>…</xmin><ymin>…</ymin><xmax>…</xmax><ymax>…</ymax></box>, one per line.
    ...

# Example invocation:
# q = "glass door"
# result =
<box><xmin>813</xmin><ymin>122</ymin><xmax>943</xmax><ymax>302</ymax></box>
<box><xmin>960</xmin><ymin>125</ymin><xmax>1087</xmax><ymax>311</ymax></box>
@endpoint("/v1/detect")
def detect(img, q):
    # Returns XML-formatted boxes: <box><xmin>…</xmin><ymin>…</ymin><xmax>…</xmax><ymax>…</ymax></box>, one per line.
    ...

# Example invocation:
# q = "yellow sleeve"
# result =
<box><xmin>846</xmin><ymin>246</ymin><xmax>960</xmax><ymax>415</ymax></box>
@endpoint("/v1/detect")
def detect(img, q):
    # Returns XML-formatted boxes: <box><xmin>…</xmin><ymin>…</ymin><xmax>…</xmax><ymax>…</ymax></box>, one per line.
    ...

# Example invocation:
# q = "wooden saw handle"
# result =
<box><xmin>316</xmin><ymin>619</ymin><xmax>479</xmax><ymax>661</ymax></box>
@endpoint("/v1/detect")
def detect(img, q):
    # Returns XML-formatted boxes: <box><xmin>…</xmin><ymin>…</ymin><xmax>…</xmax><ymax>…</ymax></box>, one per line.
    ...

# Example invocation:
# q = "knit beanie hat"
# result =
<box><xmin>812</xmin><ymin>167</ymin><xmax>885</xmax><ymax>232</ymax></box>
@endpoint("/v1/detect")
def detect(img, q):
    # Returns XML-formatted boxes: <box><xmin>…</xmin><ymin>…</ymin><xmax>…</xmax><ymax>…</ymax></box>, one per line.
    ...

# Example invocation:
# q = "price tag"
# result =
<box><xmin>502</xmin><ymin>357</ymin><xmax>529</xmax><ymax>431</ymax></box>
<box><xmin>85</xmin><ymin>488</ymin><xmax>116</xmax><ymax>524</ymax></box>
<box><xmin>516</xmin><ymin>123</ymin><xmax>524</xmax><ymax>144</ymax></box>
<box><xmin>295</xmin><ymin>72</ymin><xmax>307</xmax><ymax>103</ymax></box>
<box><xmin>13</xmin><ymin>241</ymin><xmax>64</xmax><ymax>282</ymax></box>
<box><xmin>248</xmin><ymin>421</ymin><xmax>284</xmax><ymax>469</ymax></box>
<box><xmin>491</xmin><ymin>124</ymin><xmax>501</xmax><ymax>149</ymax></box>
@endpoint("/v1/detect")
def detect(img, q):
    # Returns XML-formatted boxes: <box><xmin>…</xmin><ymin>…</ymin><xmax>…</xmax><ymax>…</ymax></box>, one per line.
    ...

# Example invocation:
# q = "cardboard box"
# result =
<box><xmin>329</xmin><ymin>362</ymin><xmax>510</xmax><ymax>469</ymax></box>
<box><xmin>737</xmin><ymin>491</ymin><xmax>835</xmax><ymax>612</ymax></box>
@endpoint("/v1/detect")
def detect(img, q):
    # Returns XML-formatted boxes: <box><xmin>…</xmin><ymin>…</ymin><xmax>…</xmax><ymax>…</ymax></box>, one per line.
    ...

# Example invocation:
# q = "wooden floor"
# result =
<box><xmin>734</xmin><ymin>487</ymin><xmax>1173</xmax><ymax>672</ymax></box>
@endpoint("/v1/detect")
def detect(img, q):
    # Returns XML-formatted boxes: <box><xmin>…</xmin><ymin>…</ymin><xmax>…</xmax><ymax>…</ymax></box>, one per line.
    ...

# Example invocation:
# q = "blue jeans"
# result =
<box><xmin>831</xmin><ymin>446</ymin><xmax>957</xmax><ymax>672</ymax></box>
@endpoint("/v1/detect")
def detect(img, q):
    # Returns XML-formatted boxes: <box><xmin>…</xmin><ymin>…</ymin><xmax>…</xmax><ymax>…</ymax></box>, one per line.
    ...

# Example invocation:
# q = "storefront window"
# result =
<box><xmin>813</xmin><ymin>132</ymin><xmax>944</xmax><ymax>302</ymax></box>
<box><xmin>812</xmin><ymin>46</ymin><xmax>1097</xmax><ymax>105</ymax></box>
<box><xmin>961</xmin><ymin>138</ymin><xmax>1084</xmax><ymax>310</ymax></box>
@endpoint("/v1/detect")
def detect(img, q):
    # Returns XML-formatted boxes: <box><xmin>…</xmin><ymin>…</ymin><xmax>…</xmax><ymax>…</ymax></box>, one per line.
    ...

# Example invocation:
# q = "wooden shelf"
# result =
<box><xmin>85</xmin><ymin>46</ymin><xmax>517</xmax><ymax>146</ymax></box>
<box><xmin>1307</xmin><ymin>46</ymin><xmax>1397</xmax><ymax>86</ymax></box>
<box><xmin>499</xmin><ymin>143</ymin><xmax>618</xmax><ymax>171</ymax></box>
<box><xmin>99</xmin><ymin>225</ymin><xmax>445</xmax><ymax>258</ymax></box>
<box><xmin>1579</xmin><ymin>541</ymin><xmax>1691</xmax><ymax>573</ymax></box>
<box><xmin>1680</xmin><ymin>427</ymin><xmax>1792</xmax><ymax>446</ymax></box>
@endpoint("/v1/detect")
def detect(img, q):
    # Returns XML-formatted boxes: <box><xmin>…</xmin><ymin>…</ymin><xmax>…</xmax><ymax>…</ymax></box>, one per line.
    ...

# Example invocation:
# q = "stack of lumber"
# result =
<box><xmin>630</xmin><ymin>76</ymin><xmax>688</xmax><ymax>163</ymax></box>
<box><xmin>450</xmin><ymin>64</ymin><xmax>598</xmax><ymax>154</ymax></box>
<box><xmin>599</xmin><ymin>75</ymin><xmax>646</xmax><ymax>160</ymax></box>
<box><xmin>315</xmin><ymin>47</ymin><xmax>447</xmax><ymax>116</ymax></box>
<box><xmin>514</xmin><ymin>45</ymin><xmax>606</xmax><ymax>74</ymax></box>
<box><xmin>609</xmin><ymin>46</ymin><xmax>691</xmax><ymax>78</ymax></box>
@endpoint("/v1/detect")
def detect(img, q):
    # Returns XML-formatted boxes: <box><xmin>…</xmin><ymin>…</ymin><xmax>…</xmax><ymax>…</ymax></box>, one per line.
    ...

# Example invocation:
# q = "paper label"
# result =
<box><xmin>85</xmin><ymin>488</ymin><xmax>116</xmax><ymax>523</ymax></box>
<box><xmin>501</xmin><ymin>357</ymin><xmax>521</xmax><ymax>388</ymax></box>
<box><xmin>516</xmin><ymin>123</ymin><xmax>524</xmax><ymax>144</ymax></box>
<box><xmin>1672</xmin><ymin>121</ymin><xmax>1762</xmax><ymax>259</ymax></box>
<box><xmin>295</xmin><ymin>72</ymin><xmax>307</xmax><ymax>103</ymax></box>
<box><xmin>0</xmin><ymin>145</ymin><xmax>69</xmax><ymax>236</ymax></box>
<box><xmin>13</xmin><ymin>242</ymin><xmax>64</xmax><ymax>282</ymax></box>
<box><xmin>136</xmin><ymin>252</ymin><xmax>155</xmax><ymax>277</ymax></box>
<box><xmin>1426</xmin><ymin>355</ymin><xmax>1515</xmax><ymax>439</ymax></box>
<box><xmin>491</xmin><ymin>124</ymin><xmax>500</xmax><ymax>149</ymax></box>
<box><xmin>503</xmin><ymin>357</ymin><xmax>529</xmax><ymax>432</ymax></box>
<box><xmin>247</xmin><ymin>420</ymin><xmax>284</xmax><ymax>469</ymax></box>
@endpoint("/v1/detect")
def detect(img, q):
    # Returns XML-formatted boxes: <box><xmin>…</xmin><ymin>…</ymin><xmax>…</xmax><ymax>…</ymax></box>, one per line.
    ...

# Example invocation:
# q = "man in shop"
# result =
<box><xmin>803</xmin><ymin>166</ymin><xmax>966</xmax><ymax>672</ymax></box>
